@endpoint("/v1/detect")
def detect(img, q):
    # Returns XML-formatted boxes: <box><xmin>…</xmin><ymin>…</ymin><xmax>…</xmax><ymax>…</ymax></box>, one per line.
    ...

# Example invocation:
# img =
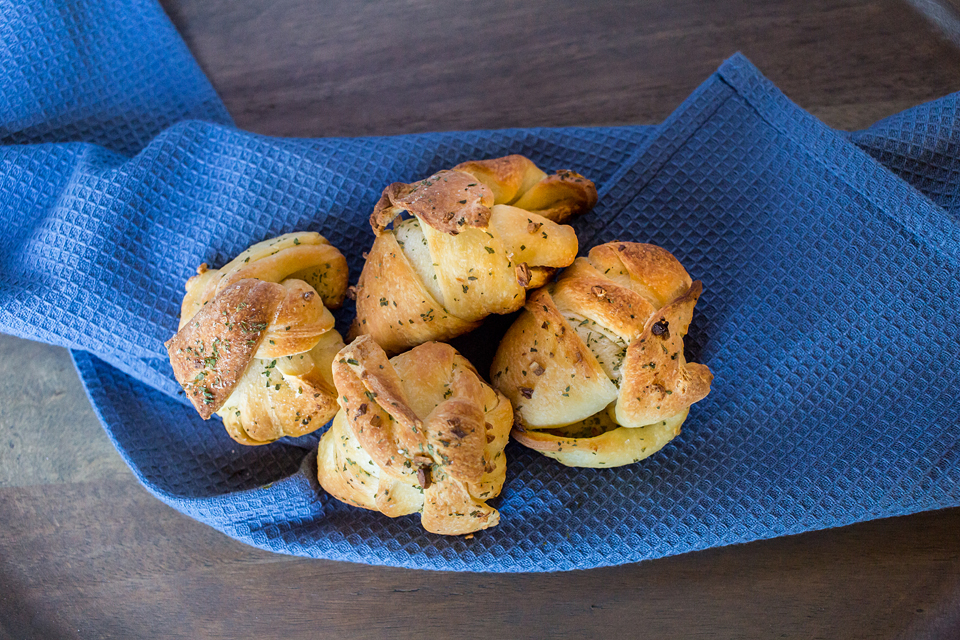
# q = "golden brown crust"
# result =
<box><xmin>491</xmin><ymin>288</ymin><xmax>617</xmax><ymax>429</ymax></box>
<box><xmin>453</xmin><ymin>155</ymin><xmax>597</xmax><ymax>223</ymax></box>
<box><xmin>526</xmin><ymin>266</ymin><xmax>557</xmax><ymax>289</ymax></box>
<box><xmin>588</xmin><ymin>242</ymin><xmax>692</xmax><ymax>307</ymax></box>
<box><xmin>511</xmin><ymin>171</ymin><xmax>599</xmax><ymax>223</ymax></box>
<box><xmin>353</xmin><ymin>155</ymin><xmax>594</xmax><ymax>353</ymax></box>
<box><xmin>511</xmin><ymin>407</ymin><xmax>688</xmax><ymax>468</ymax></box>
<box><xmin>181</xmin><ymin>234</ymin><xmax>349</xmax><ymax>320</ymax></box>
<box><xmin>166</xmin><ymin>232</ymin><xmax>348</xmax><ymax>444</ymax></box>
<box><xmin>334</xmin><ymin>333</ymin><xmax>423</xmax><ymax>442</ymax></box>
<box><xmin>452</xmin><ymin>155</ymin><xmax>543</xmax><ymax>205</ymax></box>
<box><xmin>220</xmin><ymin>334</ymin><xmax>341</xmax><ymax>444</ymax></box>
<box><xmin>317</xmin><ymin>337</ymin><xmax>512</xmax><ymax>535</ymax></box>
<box><xmin>616</xmin><ymin>281</ymin><xmax>713</xmax><ymax>427</ymax></box>
<box><xmin>371</xmin><ymin>170</ymin><xmax>493</xmax><ymax>235</ymax></box>
<box><xmin>417</xmin><ymin>223</ymin><xmax>524</xmax><ymax>321</ymax></box>
<box><xmin>347</xmin><ymin>231</ymin><xmax>480</xmax><ymax>354</ymax></box>
<box><xmin>511</xmin><ymin>408</ymin><xmax>690</xmax><ymax>469</ymax></box>
<box><xmin>490</xmin><ymin>241</ymin><xmax>712</xmax><ymax>467</ymax></box>
<box><xmin>550</xmin><ymin>266</ymin><xmax>653</xmax><ymax>344</ymax></box>
<box><xmin>255</xmin><ymin>279</ymin><xmax>336</xmax><ymax>359</ymax></box>
<box><xmin>165</xmin><ymin>279</ymin><xmax>285</xmax><ymax>419</ymax></box>
<box><xmin>422</xmin><ymin>365</ymin><xmax>487</xmax><ymax>484</ymax></box>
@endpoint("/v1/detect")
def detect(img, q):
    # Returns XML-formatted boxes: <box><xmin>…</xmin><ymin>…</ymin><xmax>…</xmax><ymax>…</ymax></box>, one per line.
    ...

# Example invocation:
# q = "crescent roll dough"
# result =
<box><xmin>490</xmin><ymin>242</ymin><xmax>713</xmax><ymax>468</ymax></box>
<box><xmin>165</xmin><ymin>232</ymin><xmax>349</xmax><ymax>445</ymax></box>
<box><xmin>317</xmin><ymin>335</ymin><xmax>513</xmax><ymax>535</ymax></box>
<box><xmin>349</xmin><ymin>155</ymin><xmax>597</xmax><ymax>354</ymax></box>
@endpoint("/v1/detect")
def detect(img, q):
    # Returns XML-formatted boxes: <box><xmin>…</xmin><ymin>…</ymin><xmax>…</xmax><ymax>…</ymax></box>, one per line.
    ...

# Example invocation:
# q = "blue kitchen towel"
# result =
<box><xmin>1</xmin><ymin>0</ymin><xmax>957</xmax><ymax>572</ymax></box>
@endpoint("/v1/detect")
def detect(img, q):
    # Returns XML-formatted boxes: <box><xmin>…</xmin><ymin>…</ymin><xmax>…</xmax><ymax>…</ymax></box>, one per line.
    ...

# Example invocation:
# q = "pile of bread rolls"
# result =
<box><xmin>165</xmin><ymin>155</ymin><xmax>712</xmax><ymax>535</ymax></box>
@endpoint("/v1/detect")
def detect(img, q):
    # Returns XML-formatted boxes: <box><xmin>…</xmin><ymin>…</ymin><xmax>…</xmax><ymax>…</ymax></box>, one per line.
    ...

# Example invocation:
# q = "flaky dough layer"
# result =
<box><xmin>350</xmin><ymin>155</ymin><xmax>597</xmax><ymax>354</ymax></box>
<box><xmin>491</xmin><ymin>241</ymin><xmax>713</xmax><ymax>467</ymax></box>
<box><xmin>318</xmin><ymin>336</ymin><xmax>513</xmax><ymax>535</ymax></box>
<box><xmin>166</xmin><ymin>232</ymin><xmax>348</xmax><ymax>445</ymax></box>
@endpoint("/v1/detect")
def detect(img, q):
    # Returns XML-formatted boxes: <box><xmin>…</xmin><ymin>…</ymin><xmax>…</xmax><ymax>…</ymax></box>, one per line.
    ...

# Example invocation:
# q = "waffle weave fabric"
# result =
<box><xmin>1</xmin><ymin>0</ymin><xmax>957</xmax><ymax>572</ymax></box>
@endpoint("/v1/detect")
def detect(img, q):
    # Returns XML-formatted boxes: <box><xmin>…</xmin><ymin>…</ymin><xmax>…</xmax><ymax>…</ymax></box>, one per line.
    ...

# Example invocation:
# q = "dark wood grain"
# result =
<box><xmin>161</xmin><ymin>0</ymin><xmax>960</xmax><ymax>136</ymax></box>
<box><xmin>3</xmin><ymin>0</ymin><xmax>960</xmax><ymax>638</ymax></box>
<box><xmin>2</xmin><ymin>456</ymin><xmax>959</xmax><ymax>639</ymax></box>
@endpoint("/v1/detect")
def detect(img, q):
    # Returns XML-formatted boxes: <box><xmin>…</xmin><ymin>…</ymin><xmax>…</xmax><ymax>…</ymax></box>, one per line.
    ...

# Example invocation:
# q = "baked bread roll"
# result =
<box><xmin>490</xmin><ymin>242</ymin><xmax>713</xmax><ymax>468</ymax></box>
<box><xmin>349</xmin><ymin>155</ymin><xmax>597</xmax><ymax>354</ymax></box>
<box><xmin>317</xmin><ymin>335</ymin><xmax>512</xmax><ymax>535</ymax></box>
<box><xmin>165</xmin><ymin>232</ymin><xmax>348</xmax><ymax>445</ymax></box>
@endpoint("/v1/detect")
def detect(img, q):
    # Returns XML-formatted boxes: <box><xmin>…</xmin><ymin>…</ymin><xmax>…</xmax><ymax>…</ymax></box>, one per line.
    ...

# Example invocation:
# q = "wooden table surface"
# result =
<box><xmin>3</xmin><ymin>1</ymin><xmax>960</xmax><ymax>638</ymax></box>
